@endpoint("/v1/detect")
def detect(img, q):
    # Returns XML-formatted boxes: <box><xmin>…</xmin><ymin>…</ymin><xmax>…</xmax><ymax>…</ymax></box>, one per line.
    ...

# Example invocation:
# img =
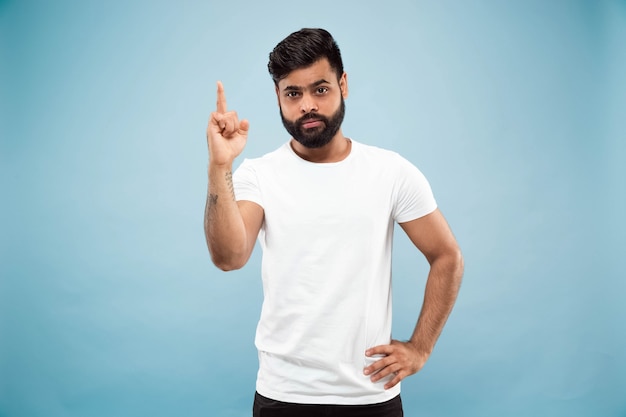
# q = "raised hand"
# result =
<box><xmin>206</xmin><ymin>81</ymin><xmax>249</xmax><ymax>166</ymax></box>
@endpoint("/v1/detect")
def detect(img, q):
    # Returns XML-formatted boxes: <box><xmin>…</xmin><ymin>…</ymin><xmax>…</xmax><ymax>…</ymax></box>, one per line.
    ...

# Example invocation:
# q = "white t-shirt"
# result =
<box><xmin>233</xmin><ymin>140</ymin><xmax>437</xmax><ymax>405</ymax></box>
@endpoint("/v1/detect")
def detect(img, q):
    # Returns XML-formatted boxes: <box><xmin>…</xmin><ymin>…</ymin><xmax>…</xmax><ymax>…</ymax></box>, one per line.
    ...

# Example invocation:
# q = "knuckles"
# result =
<box><xmin>208</xmin><ymin>111</ymin><xmax>243</xmax><ymax>139</ymax></box>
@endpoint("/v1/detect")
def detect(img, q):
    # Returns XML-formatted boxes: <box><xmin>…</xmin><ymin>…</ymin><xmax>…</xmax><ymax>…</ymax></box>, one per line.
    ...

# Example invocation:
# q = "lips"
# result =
<box><xmin>301</xmin><ymin>119</ymin><xmax>323</xmax><ymax>129</ymax></box>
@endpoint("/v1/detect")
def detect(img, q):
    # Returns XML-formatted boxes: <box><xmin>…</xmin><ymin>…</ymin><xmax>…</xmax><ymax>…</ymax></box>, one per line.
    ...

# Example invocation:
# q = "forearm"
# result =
<box><xmin>409</xmin><ymin>250</ymin><xmax>464</xmax><ymax>355</ymax></box>
<box><xmin>204</xmin><ymin>163</ymin><xmax>248</xmax><ymax>270</ymax></box>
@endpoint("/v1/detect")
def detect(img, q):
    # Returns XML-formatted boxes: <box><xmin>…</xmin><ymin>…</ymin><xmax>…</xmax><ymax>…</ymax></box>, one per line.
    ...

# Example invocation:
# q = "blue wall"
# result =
<box><xmin>1</xmin><ymin>1</ymin><xmax>625</xmax><ymax>416</ymax></box>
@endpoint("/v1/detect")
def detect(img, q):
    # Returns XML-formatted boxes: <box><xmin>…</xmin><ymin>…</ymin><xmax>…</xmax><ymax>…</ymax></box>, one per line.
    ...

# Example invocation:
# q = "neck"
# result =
<box><xmin>290</xmin><ymin>131</ymin><xmax>351</xmax><ymax>163</ymax></box>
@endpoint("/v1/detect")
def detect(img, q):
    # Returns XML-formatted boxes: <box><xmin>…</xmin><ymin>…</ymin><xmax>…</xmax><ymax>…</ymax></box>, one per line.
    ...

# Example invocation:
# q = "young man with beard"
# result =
<box><xmin>204</xmin><ymin>28</ymin><xmax>464</xmax><ymax>417</ymax></box>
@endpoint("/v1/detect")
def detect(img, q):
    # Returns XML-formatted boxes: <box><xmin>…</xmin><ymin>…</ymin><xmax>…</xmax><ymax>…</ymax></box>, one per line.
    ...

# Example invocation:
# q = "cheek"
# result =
<box><xmin>279</xmin><ymin>101</ymin><xmax>300</xmax><ymax>118</ymax></box>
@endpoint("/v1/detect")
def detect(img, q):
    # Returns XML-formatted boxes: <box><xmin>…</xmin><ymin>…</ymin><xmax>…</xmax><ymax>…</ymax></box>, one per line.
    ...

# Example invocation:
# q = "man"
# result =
<box><xmin>205</xmin><ymin>28</ymin><xmax>463</xmax><ymax>417</ymax></box>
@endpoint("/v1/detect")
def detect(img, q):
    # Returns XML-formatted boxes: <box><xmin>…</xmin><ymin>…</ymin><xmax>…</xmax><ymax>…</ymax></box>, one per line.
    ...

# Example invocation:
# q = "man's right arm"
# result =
<box><xmin>204</xmin><ymin>82</ymin><xmax>263</xmax><ymax>271</ymax></box>
<box><xmin>204</xmin><ymin>164</ymin><xmax>263</xmax><ymax>271</ymax></box>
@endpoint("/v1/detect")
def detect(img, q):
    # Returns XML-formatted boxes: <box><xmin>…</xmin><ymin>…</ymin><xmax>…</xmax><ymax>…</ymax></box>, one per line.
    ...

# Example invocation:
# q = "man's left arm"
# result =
<box><xmin>364</xmin><ymin>208</ymin><xmax>464</xmax><ymax>389</ymax></box>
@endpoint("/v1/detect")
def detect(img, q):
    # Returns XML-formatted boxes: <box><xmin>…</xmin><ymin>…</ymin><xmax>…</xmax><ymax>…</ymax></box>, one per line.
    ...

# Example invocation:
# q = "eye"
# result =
<box><xmin>286</xmin><ymin>91</ymin><xmax>301</xmax><ymax>98</ymax></box>
<box><xmin>315</xmin><ymin>87</ymin><xmax>329</xmax><ymax>94</ymax></box>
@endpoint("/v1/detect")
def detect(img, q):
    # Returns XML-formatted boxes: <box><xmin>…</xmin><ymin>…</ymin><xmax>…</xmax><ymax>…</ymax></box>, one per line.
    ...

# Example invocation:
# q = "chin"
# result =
<box><xmin>294</xmin><ymin>135</ymin><xmax>333</xmax><ymax>149</ymax></box>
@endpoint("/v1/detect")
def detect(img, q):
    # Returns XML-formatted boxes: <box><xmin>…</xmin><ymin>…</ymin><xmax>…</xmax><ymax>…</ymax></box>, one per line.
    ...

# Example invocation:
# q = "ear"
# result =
<box><xmin>340</xmin><ymin>72</ymin><xmax>349</xmax><ymax>99</ymax></box>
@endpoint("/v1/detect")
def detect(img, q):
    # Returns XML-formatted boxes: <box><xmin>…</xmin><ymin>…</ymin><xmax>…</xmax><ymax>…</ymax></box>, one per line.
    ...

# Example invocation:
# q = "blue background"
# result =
<box><xmin>1</xmin><ymin>1</ymin><xmax>625</xmax><ymax>416</ymax></box>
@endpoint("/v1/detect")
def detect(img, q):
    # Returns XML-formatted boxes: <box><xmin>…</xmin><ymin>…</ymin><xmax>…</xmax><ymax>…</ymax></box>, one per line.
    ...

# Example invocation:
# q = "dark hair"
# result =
<box><xmin>268</xmin><ymin>28</ymin><xmax>344</xmax><ymax>85</ymax></box>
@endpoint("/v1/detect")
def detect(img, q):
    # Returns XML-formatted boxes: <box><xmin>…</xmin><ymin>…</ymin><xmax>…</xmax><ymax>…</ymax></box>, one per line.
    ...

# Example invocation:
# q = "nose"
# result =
<box><xmin>300</xmin><ymin>94</ymin><xmax>318</xmax><ymax>113</ymax></box>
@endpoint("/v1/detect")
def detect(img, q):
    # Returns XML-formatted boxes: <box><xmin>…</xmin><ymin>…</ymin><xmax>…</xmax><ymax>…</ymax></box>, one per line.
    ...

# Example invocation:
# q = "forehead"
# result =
<box><xmin>277</xmin><ymin>58</ymin><xmax>337</xmax><ymax>90</ymax></box>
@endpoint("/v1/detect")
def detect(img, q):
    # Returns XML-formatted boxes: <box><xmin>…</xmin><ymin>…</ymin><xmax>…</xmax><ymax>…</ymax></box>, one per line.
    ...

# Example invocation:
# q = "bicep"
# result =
<box><xmin>399</xmin><ymin>209</ymin><xmax>460</xmax><ymax>264</ymax></box>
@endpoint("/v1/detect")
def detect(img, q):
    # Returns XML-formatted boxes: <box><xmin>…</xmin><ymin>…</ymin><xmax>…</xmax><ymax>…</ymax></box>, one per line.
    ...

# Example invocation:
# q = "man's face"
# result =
<box><xmin>276</xmin><ymin>58</ymin><xmax>348</xmax><ymax>149</ymax></box>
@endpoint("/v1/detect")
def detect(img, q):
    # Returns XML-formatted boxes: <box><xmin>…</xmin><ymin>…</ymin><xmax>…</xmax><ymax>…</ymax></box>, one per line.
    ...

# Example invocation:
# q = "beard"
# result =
<box><xmin>280</xmin><ymin>98</ymin><xmax>345</xmax><ymax>149</ymax></box>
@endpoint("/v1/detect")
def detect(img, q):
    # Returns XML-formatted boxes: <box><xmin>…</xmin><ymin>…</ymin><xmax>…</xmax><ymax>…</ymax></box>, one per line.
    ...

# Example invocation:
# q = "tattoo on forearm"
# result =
<box><xmin>225</xmin><ymin>171</ymin><xmax>235</xmax><ymax>201</ymax></box>
<box><xmin>208</xmin><ymin>193</ymin><xmax>218</xmax><ymax>208</ymax></box>
<box><xmin>206</xmin><ymin>171</ymin><xmax>233</xmax><ymax>216</ymax></box>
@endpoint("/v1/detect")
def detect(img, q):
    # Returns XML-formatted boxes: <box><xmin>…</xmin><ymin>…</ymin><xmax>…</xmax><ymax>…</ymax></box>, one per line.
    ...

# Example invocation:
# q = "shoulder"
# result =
<box><xmin>235</xmin><ymin>142</ymin><xmax>290</xmax><ymax>171</ymax></box>
<box><xmin>352</xmin><ymin>140</ymin><xmax>396</xmax><ymax>158</ymax></box>
<box><xmin>352</xmin><ymin>140</ymin><xmax>421</xmax><ymax>171</ymax></box>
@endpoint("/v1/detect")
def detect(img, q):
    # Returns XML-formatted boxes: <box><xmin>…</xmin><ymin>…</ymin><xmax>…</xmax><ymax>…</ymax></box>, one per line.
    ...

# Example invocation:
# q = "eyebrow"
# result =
<box><xmin>283</xmin><ymin>78</ymin><xmax>331</xmax><ymax>92</ymax></box>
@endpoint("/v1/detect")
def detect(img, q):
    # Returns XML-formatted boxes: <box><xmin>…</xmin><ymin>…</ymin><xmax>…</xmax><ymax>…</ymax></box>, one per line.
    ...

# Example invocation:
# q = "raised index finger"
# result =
<box><xmin>216</xmin><ymin>81</ymin><xmax>227</xmax><ymax>113</ymax></box>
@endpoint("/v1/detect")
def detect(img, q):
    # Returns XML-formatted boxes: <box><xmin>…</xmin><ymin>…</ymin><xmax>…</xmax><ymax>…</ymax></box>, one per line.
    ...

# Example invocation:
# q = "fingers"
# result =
<box><xmin>364</xmin><ymin>341</ymin><xmax>425</xmax><ymax>390</ymax></box>
<box><xmin>364</xmin><ymin>355</ymin><xmax>404</xmax><ymax>390</ymax></box>
<box><xmin>216</xmin><ymin>81</ymin><xmax>227</xmax><ymax>113</ymax></box>
<box><xmin>384</xmin><ymin>370</ymin><xmax>404</xmax><ymax>390</ymax></box>
<box><xmin>363</xmin><ymin>353</ymin><xmax>394</xmax><ymax>378</ymax></box>
<box><xmin>211</xmin><ymin>81</ymin><xmax>249</xmax><ymax>138</ymax></box>
<box><xmin>211</xmin><ymin>111</ymin><xmax>248</xmax><ymax>139</ymax></box>
<box><xmin>238</xmin><ymin>118</ymin><xmax>249</xmax><ymax>133</ymax></box>
<box><xmin>365</xmin><ymin>344</ymin><xmax>394</xmax><ymax>357</ymax></box>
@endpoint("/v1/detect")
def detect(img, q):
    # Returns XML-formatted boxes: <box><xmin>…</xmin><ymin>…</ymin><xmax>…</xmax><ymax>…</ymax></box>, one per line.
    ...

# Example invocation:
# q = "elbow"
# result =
<box><xmin>206</xmin><ymin>236</ymin><xmax>250</xmax><ymax>271</ymax></box>
<box><xmin>452</xmin><ymin>247</ymin><xmax>465</xmax><ymax>283</ymax></box>
<box><xmin>453</xmin><ymin>247</ymin><xmax>464</xmax><ymax>270</ymax></box>
<box><xmin>209</xmin><ymin>250</ymin><xmax>248</xmax><ymax>272</ymax></box>
<box><xmin>448</xmin><ymin>244</ymin><xmax>464</xmax><ymax>270</ymax></box>
<box><xmin>213</xmin><ymin>259</ymin><xmax>245</xmax><ymax>272</ymax></box>
<box><xmin>431</xmin><ymin>246</ymin><xmax>464</xmax><ymax>283</ymax></box>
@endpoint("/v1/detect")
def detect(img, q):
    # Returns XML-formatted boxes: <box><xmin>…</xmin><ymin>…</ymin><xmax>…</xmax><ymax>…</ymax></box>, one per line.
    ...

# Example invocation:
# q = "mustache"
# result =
<box><xmin>297</xmin><ymin>113</ymin><xmax>328</xmax><ymax>125</ymax></box>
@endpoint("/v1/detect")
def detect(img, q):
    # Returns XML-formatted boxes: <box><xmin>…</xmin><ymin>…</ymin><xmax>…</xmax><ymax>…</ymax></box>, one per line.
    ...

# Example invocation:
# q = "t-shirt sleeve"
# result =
<box><xmin>232</xmin><ymin>158</ymin><xmax>264</xmax><ymax>208</ymax></box>
<box><xmin>391</xmin><ymin>156</ymin><xmax>438</xmax><ymax>223</ymax></box>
